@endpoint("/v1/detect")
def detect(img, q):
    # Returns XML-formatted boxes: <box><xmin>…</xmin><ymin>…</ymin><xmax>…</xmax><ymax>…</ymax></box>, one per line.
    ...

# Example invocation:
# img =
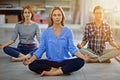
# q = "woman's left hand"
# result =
<box><xmin>115</xmin><ymin>45</ymin><xmax>120</xmax><ymax>50</ymax></box>
<box><xmin>0</xmin><ymin>44</ymin><xmax>4</xmax><ymax>49</ymax></box>
<box><xmin>84</xmin><ymin>54</ymin><xmax>91</xmax><ymax>62</ymax></box>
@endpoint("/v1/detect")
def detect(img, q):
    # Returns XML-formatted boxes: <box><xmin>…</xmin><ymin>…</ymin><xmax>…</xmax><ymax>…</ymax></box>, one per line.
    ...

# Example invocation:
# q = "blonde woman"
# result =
<box><xmin>23</xmin><ymin>7</ymin><xmax>89</xmax><ymax>76</ymax></box>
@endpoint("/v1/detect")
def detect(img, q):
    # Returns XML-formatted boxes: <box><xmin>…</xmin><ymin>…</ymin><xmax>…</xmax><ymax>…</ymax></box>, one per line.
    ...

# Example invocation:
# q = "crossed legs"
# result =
<box><xmin>3</xmin><ymin>46</ymin><xmax>36</xmax><ymax>62</ymax></box>
<box><xmin>79</xmin><ymin>48</ymin><xmax>120</xmax><ymax>63</ymax></box>
<box><xmin>28</xmin><ymin>58</ymin><xmax>85</xmax><ymax>76</ymax></box>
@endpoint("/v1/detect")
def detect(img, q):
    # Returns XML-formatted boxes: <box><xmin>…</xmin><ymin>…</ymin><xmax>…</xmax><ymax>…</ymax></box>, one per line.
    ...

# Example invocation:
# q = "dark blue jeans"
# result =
<box><xmin>29</xmin><ymin>58</ymin><xmax>85</xmax><ymax>74</ymax></box>
<box><xmin>3</xmin><ymin>43</ymin><xmax>38</xmax><ymax>58</ymax></box>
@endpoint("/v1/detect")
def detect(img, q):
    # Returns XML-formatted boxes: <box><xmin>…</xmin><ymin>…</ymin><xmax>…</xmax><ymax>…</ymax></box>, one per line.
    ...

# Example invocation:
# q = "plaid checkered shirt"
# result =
<box><xmin>82</xmin><ymin>22</ymin><xmax>114</xmax><ymax>55</ymax></box>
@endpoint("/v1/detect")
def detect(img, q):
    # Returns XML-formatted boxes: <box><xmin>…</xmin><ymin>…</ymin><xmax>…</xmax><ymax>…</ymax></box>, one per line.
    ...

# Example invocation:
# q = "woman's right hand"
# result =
<box><xmin>0</xmin><ymin>44</ymin><xmax>4</xmax><ymax>49</ymax></box>
<box><xmin>23</xmin><ymin>58</ymin><xmax>31</xmax><ymax>66</ymax></box>
<box><xmin>23</xmin><ymin>55</ymin><xmax>37</xmax><ymax>66</ymax></box>
<box><xmin>77</xmin><ymin>43</ymin><xmax>82</xmax><ymax>49</ymax></box>
<box><xmin>0</xmin><ymin>40</ymin><xmax>14</xmax><ymax>49</ymax></box>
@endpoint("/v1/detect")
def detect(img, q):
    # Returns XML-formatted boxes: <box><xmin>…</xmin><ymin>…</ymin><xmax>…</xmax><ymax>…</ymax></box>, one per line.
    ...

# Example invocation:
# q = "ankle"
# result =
<box><xmin>19</xmin><ymin>53</ymin><xmax>25</xmax><ymax>57</ymax></box>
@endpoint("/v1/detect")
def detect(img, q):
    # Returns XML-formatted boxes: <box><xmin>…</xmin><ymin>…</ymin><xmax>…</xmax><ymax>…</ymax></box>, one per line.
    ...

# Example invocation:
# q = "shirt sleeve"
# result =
<box><xmin>33</xmin><ymin>30</ymin><xmax>46</xmax><ymax>59</ymax></box>
<box><xmin>67</xmin><ymin>29</ymin><xmax>78</xmax><ymax>55</ymax></box>
<box><xmin>35</xmin><ymin>24</ymin><xmax>41</xmax><ymax>42</ymax></box>
<box><xmin>11</xmin><ymin>24</ymin><xmax>19</xmax><ymax>42</ymax></box>
<box><xmin>82</xmin><ymin>24</ymin><xmax>89</xmax><ymax>42</ymax></box>
<box><xmin>107</xmin><ymin>25</ymin><xmax>114</xmax><ymax>41</ymax></box>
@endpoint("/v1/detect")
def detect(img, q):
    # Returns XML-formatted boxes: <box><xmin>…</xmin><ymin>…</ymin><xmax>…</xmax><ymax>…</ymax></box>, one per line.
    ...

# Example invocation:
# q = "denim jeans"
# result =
<box><xmin>3</xmin><ymin>43</ymin><xmax>38</xmax><ymax>58</ymax></box>
<box><xmin>28</xmin><ymin>58</ymin><xmax>85</xmax><ymax>74</ymax></box>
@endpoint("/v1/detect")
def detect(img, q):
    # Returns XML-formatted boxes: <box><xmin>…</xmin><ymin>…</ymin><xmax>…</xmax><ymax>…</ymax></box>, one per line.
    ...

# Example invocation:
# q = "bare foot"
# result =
<box><xmin>11</xmin><ymin>57</ymin><xmax>23</xmax><ymax>62</ymax></box>
<box><xmin>11</xmin><ymin>54</ymin><xmax>31</xmax><ymax>62</ymax></box>
<box><xmin>86</xmin><ymin>58</ymin><xmax>99</xmax><ymax>63</ymax></box>
<box><xmin>41</xmin><ymin>68</ymin><xmax>63</xmax><ymax>76</ymax></box>
<box><xmin>50</xmin><ymin>67</ymin><xmax>60</xmax><ymax>71</ymax></box>
<box><xmin>101</xmin><ymin>59</ymin><xmax>111</xmax><ymax>63</ymax></box>
<box><xmin>40</xmin><ymin>67</ymin><xmax>58</xmax><ymax>76</ymax></box>
<box><xmin>41</xmin><ymin>71</ymin><xmax>51</xmax><ymax>76</ymax></box>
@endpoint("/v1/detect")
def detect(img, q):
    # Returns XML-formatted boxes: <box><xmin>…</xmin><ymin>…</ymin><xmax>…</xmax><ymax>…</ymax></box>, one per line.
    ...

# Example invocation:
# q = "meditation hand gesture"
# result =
<box><xmin>115</xmin><ymin>45</ymin><xmax>120</xmax><ymax>50</ymax></box>
<box><xmin>77</xmin><ymin>43</ymin><xmax>82</xmax><ymax>49</ymax></box>
<box><xmin>23</xmin><ymin>58</ymin><xmax>31</xmax><ymax>66</ymax></box>
<box><xmin>84</xmin><ymin>54</ymin><xmax>91</xmax><ymax>62</ymax></box>
<box><xmin>0</xmin><ymin>44</ymin><xmax>4</xmax><ymax>49</ymax></box>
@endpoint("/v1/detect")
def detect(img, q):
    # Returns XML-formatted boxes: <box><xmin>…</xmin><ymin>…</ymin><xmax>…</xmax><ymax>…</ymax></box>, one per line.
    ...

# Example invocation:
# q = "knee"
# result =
<box><xmin>28</xmin><ymin>60</ymin><xmax>40</xmax><ymax>73</ymax></box>
<box><xmin>3</xmin><ymin>46</ymin><xmax>10</xmax><ymax>53</ymax></box>
<box><xmin>76</xmin><ymin>58</ymin><xmax>85</xmax><ymax>69</ymax></box>
<box><xmin>28</xmin><ymin>62</ymin><xmax>36</xmax><ymax>72</ymax></box>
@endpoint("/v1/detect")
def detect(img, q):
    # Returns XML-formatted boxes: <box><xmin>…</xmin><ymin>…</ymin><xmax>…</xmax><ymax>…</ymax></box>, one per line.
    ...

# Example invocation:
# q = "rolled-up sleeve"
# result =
<box><xmin>68</xmin><ymin>29</ymin><xmax>78</xmax><ymax>55</ymax></box>
<box><xmin>33</xmin><ymin>31</ymin><xmax>46</xmax><ymax>59</ymax></box>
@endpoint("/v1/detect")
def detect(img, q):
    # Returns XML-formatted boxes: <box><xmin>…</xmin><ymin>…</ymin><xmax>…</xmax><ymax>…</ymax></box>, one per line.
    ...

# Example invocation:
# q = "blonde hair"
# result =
<box><xmin>93</xmin><ymin>6</ymin><xmax>104</xmax><ymax>13</ymax></box>
<box><xmin>48</xmin><ymin>7</ymin><xmax>65</xmax><ymax>27</ymax></box>
<box><xmin>20</xmin><ymin>5</ymin><xmax>34</xmax><ymax>24</ymax></box>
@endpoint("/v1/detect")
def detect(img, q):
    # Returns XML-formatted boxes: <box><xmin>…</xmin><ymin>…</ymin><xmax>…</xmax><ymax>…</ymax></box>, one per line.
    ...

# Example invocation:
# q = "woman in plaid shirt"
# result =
<box><xmin>77</xmin><ymin>6</ymin><xmax>120</xmax><ymax>63</ymax></box>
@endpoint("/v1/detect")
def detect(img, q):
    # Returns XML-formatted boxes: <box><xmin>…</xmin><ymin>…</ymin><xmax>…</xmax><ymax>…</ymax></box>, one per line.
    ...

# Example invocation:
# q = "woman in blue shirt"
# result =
<box><xmin>23</xmin><ymin>7</ymin><xmax>89</xmax><ymax>76</ymax></box>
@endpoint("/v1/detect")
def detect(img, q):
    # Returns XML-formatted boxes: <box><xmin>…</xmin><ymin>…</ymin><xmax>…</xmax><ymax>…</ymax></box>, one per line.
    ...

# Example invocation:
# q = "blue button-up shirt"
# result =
<box><xmin>33</xmin><ymin>26</ymin><xmax>78</xmax><ymax>62</ymax></box>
